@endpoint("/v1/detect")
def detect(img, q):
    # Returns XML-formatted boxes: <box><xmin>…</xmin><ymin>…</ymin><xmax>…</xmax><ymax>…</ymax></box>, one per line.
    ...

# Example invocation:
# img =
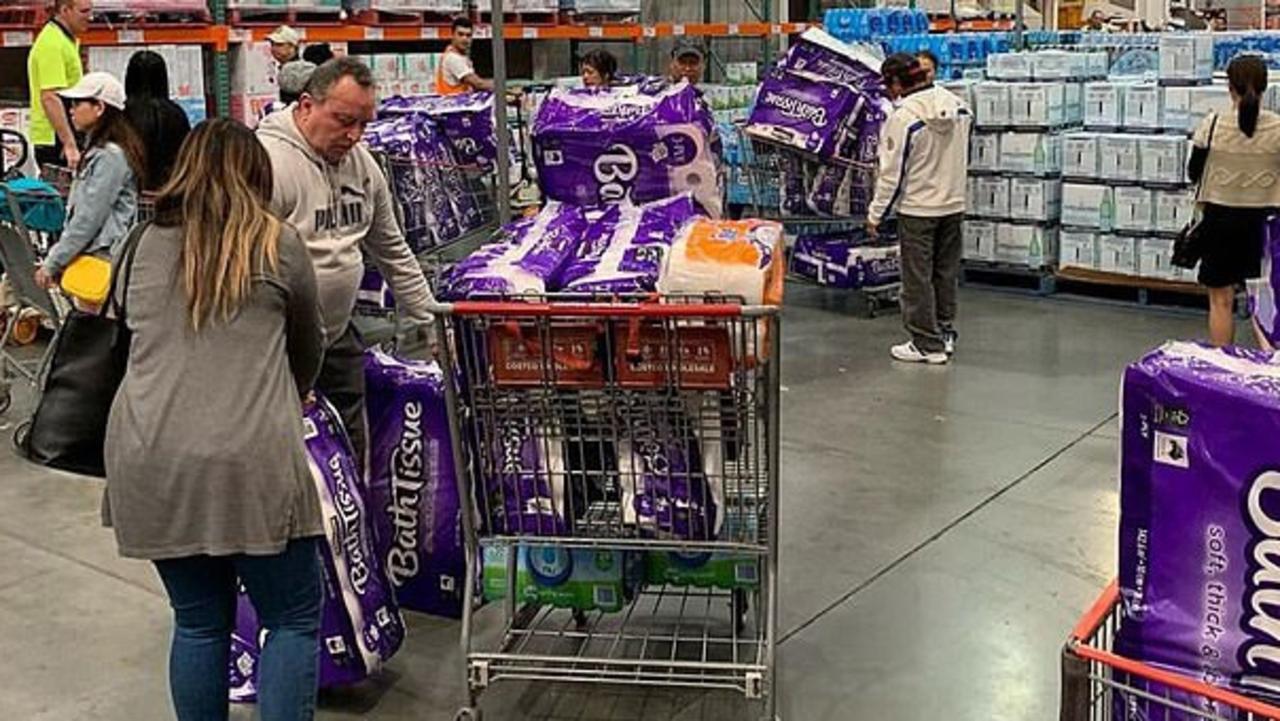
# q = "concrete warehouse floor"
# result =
<box><xmin>0</xmin><ymin>285</ymin><xmax>1208</xmax><ymax>721</ymax></box>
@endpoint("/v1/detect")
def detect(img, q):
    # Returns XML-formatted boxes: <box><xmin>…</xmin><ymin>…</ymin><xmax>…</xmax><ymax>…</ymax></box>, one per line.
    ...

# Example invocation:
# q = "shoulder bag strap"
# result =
<box><xmin>1194</xmin><ymin>113</ymin><xmax>1220</xmax><ymax>204</ymax></box>
<box><xmin>103</xmin><ymin>221</ymin><xmax>149</xmax><ymax>322</ymax></box>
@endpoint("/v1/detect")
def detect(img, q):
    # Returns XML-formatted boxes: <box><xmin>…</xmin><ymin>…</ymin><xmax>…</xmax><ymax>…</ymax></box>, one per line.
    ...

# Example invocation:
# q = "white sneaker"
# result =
<box><xmin>891</xmin><ymin>341</ymin><xmax>949</xmax><ymax>365</ymax></box>
<box><xmin>943</xmin><ymin>331</ymin><xmax>958</xmax><ymax>356</ymax></box>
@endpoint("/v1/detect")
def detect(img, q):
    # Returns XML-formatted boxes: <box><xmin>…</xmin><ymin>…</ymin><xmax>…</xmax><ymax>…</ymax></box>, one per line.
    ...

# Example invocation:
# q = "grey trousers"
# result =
<box><xmin>316</xmin><ymin>324</ymin><xmax>368</xmax><ymax>463</ymax></box>
<box><xmin>897</xmin><ymin>213</ymin><xmax>964</xmax><ymax>354</ymax></box>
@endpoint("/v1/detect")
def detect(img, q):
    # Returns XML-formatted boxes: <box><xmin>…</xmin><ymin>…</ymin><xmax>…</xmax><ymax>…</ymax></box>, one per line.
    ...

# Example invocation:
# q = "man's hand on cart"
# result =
<box><xmin>33</xmin><ymin>267</ymin><xmax>56</xmax><ymax>291</ymax></box>
<box><xmin>866</xmin><ymin>221</ymin><xmax>879</xmax><ymax>239</ymax></box>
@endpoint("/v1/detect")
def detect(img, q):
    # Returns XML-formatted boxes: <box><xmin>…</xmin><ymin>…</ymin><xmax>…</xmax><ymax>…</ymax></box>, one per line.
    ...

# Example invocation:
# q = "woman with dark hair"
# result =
<box><xmin>916</xmin><ymin>49</ymin><xmax>939</xmax><ymax>83</ymax></box>
<box><xmin>1187</xmin><ymin>54</ymin><xmax>1280</xmax><ymax>346</ymax></box>
<box><xmin>34</xmin><ymin>71</ymin><xmax>146</xmax><ymax>291</ymax></box>
<box><xmin>124</xmin><ymin>50</ymin><xmax>191</xmax><ymax>191</ymax></box>
<box><xmin>581</xmin><ymin>49</ymin><xmax>618</xmax><ymax>87</ymax></box>
<box><xmin>301</xmin><ymin>42</ymin><xmax>334</xmax><ymax>66</ymax></box>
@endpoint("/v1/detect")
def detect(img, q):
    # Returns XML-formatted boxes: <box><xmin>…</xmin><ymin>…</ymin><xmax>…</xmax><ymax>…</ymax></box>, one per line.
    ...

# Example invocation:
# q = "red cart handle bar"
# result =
<box><xmin>1068</xmin><ymin>580</ymin><xmax>1280</xmax><ymax>718</ymax></box>
<box><xmin>430</xmin><ymin>301</ymin><xmax>778</xmax><ymax>319</ymax></box>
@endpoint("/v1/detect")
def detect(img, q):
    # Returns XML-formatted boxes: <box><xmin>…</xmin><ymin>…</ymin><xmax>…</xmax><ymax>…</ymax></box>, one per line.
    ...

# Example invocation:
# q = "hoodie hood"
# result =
<box><xmin>900</xmin><ymin>85</ymin><xmax>967</xmax><ymax>132</ymax></box>
<box><xmin>258</xmin><ymin>108</ymin><xmax>325</xmax><ymax>166</ymax></box>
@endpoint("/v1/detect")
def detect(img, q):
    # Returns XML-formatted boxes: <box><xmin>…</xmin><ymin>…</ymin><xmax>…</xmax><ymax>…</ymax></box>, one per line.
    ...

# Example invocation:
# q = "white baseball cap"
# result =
<box><xmin>267</xmin><ymin>25</ymin><xmax>301</xmax><ymax>46</ymax></box>
<box><xmin>58</xmin><ymin>72</ymin><xmax>126</xmax><ymax>111</ymax></box>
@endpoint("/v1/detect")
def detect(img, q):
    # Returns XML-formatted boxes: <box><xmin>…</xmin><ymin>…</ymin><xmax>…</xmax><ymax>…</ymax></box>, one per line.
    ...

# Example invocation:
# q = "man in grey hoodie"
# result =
<box><xmin>258</xmin><ymin>57</ymin><xmax>435</xmax><ymax>457</ymax></box>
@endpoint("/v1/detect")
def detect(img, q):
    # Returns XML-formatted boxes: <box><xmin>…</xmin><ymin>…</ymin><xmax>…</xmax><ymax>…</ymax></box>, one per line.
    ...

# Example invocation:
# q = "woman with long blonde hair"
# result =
<box><xmin>103</xmin><ymin>118</ymin><xmax>326</xmax><ymax>721</ymax></box>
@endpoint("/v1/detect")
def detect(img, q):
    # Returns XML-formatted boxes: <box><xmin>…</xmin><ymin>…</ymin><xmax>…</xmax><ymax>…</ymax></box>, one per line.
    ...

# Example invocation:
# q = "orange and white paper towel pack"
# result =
<box><xmin>657</xmin><ymin>218</ymin><xmax>786</xmax><ymax>306</ymax></box>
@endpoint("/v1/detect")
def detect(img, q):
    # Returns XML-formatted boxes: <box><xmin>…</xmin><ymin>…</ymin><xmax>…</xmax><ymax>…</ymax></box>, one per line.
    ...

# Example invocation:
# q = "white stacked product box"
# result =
<box><xmin>999</xmin><ymin>132</ymin><xmax>1061</xmax><ymax>175</ymax></box>
<box><xmin>973</xmin><ymin>83</ymin><xmax>1011</xmax><ymax>127</ymax></box>
<box><xmin>1062</xmin><ymin>133</ymin><xmax>1100</xmax><ymax>179</ymax></box>
<box><xmin>987</xmin><ymin>53</ymin><xmax>1034</xmax><ymax>81</ymax></box>
<box><xmin>1009</xmin><ymin>177</ymin><xmax>1062</xmax><ymax>222</ymax></box>
<box><xmin>1113</xmin><ymin>187</ymin><xmax>1155</xmax><ymax>233</ymax></box>
<box><xmin>1162</xmin><ymin>86</ymin><xmax>1192</xmax><ymax>132</ymax></box>
<box><xmin>1098</xmin><ymin>134</ymin><xmax>1141</xmax><ymax>182</ymax></box>
<box><xmin>995</xmin><ymin>223</ymin><xmax>1058</xmax><ymax>268</ymax></box>
<box><xmin>1138</xmin><ymin>135</ymin><xmax>1188</xmax><ymax>185</ymax></box>
<box><xmin>1188</xmin><ymin>86</ymin><xmax>1231</xmax><ymax>133</ymax></box>
<box><xmin>941</xmin><ymin>80</ymin><xmax>976</xmax><ymax>108</ymax></box>
<box><xmin>963</xmin><ymin>220</ymin><xmax>1000</xmax><ymax>261</ymax></box>
<box><xmin>1122</xmin><ymin>84</ymin><xmax>1163</xmax><ymax>131</ymax></box>
<box><xmin>1154</xmin><ymin>188</ymin><xmax>1194</xmax><ymax>234</ymax></box>
<box><xmin>1158</xmin><ymin>34</ymin><xmax>1214</xmax><ymax>84</ymax></box>
<box><xmin>970</xmin><ymin>133</ymin><xmax>1001</xmax><ymax>172</ymax></box>
<box><xmin>1138</xmin><ymin>237</ymin><xmax>1189</xmax><ymax>281</ymax></box>
<box><xmin>1062</xmin><ymin>183</ymin><xmax>1115</xmax><ymax>230</ymax></box>
<box><xmin>1098</xmin><ymin>235</ymin><xmax>1140</xmax><ymax>275</ymax></box>
<box><xmin>1059</xmin><ymin>229</ymin><xmax>1099</xmax><ymax>270</ymax></box>
<box><xmin>1009</xmin><ymin>83</ymin><xmax>1068</xmax><ymax>127</ymax></box>
<box><xmin>1084</xmin><ymin>82</ymin><xmax>1127</xmax><ymax>128</ymax></box>
<box><xmin>966</xmin><ymin>176</ymin><xmax>980</xmax><ymax>215</ymax></box>
<box><xmin>973</xmin><ymin>176</ymin><xmax>1011</xmax><ymax>218</ymax></box>
<box><xmin>1064</xmin><ymin>83</ymin><xmax>1085</xmax><ymax>125</ymax></box>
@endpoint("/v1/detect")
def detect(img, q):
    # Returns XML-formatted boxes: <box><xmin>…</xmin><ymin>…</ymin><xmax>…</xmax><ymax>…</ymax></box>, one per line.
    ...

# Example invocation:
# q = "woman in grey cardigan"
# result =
<box><xmin>103</xmin><ymin>119</ymin><xmax>327</xmax><ymax>721</ymax></box>
<box><xmin>33</xmin><ymin>72</ymin><xmax>144</xmax><ymax>291</ymax></box>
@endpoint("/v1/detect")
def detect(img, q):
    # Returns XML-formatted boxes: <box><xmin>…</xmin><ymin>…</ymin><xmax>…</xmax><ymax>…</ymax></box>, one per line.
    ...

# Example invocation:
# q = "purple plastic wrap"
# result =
<box><xmin>379</xmin><ymin>92</ymin><xmax>497</xmax><ymax>170</ymax></box>
<box><xmin>559</xmin><ymin>194</ymin><xmax>705</xmax><ymax>294</ymax></box>
<box><xmin>1115</xmin><ymin>342</ymin><xmax>1280</xmax><ymax>719</ymax></box>
<box><xmin>229</xmin><ymin>398</ymin><xmax>406</xmax><ymax>701</ymax></box>
<box><xmin>1249</xmin><ymin>216</ymin><xmax>1280</xmax><ymax>350</ymax></box>
<box><xmin>532</xmin><ymin>83</ymin><xmax>722</xmax><ymax>217</ymax></box>
<box><xmin>790</xmin><ymin>233</ymin><xmax>900</xmax><ymax>289</ymax></box>
<box><xmin>746</xmin><ymin>67</ymin><xmax>866</xmax><ymax>162</ymax></box>
<box><xmin>439</xmin><ymin>201</ymin><xmax>589</xmax><ymax>299</ymax></box>
<box><xmin>781</xmin><ymin>28</ymin><xmax>885</xmax><ymax>93</ymax></box>
<box><xmin>364</xmin><ymin>349</ymin><xmax>466</xmax><ymax>618</ymax></box>
<box><xmin>483</xmin><ymin>416</ymin><xmax>567</xmax><ymax>536</ymax></box>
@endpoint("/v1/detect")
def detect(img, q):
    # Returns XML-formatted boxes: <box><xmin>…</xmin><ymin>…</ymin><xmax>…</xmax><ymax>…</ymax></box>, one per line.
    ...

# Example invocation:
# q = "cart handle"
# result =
<box><xmin>431</xmin><ymin>300</ymin><xmax>777</xmax><ymax>318</ymax></box>
<box><xmin>1068</xmin><ymin>579</ymin><xmax>1280</xmax><ymax>719</ymax></box>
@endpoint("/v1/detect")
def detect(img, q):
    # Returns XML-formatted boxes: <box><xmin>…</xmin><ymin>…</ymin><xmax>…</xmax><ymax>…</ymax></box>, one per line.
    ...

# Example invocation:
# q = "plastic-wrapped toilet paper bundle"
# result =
<box><xmin>364</xmin><ymin>114</ymin><xmax>461</xmax><ymax>250</ymax></box>
<box><xmin>559</xmin><ymin>193</ymin><xmax>706</xmax><ymax>294</ymax></box>
<box><xmin>379</xmin><ymin>92</ymin><xmax>497</xmax><ymax>170</ymax></box>
<box><xmin>1248</xmin><ymin>216</ymin><xmax>1280</xmax><ymax>350</ymax></box>
<box><xmin>656</xmin><ymin>217</ymin><xmax>785</xmax><ymax>305</ymax></box>
<box><xmin>617</xmin><ymin>402</ymin><xmax>722</xmax><ymax>541</ymax></box>
<box><xmin>1116</xmin><ymin>342</ymin><xmax>1280</xmax><ymax>719</ymax></box>
<box><xmin>532</xmin><ymin>82</ymin><xmax>722</xmax><ymax>217</ymax></box>
<box><xmin>747</xmin><ymin>66</ymin><xmax>867</xmax><ymax>162</ymax></box>
<box><xmin>363</xmin><ymin>349</ymin><xmax>466</xmax><ymax>618</ymax></box>
<box><xmin>782</xmin><ymin>27</ymin><xmax>885</xmax><ymax>92</ymax></box>
<box><xmin>438</xmin><ymin>202</ymin><xmax>589</xmax><ymax>299</ymax></box>
<box><xmin>230</xmin><ymin>398</ymin><xmax>406</xmax><ymax>700</ymax></box>
<box><xmin>791</xmin><ymin>231</ymin><xmax>901</xmax><ymax>289</ymax></box>
<box><xmin>483</xmin><ymin>416</ymin><xmax>568</xmax><ymax>536</ymax></box>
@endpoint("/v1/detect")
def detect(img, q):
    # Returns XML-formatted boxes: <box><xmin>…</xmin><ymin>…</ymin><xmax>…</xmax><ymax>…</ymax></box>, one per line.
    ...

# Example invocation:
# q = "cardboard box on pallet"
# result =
<box><xmin>999</xmin><ymin>132</ymin><xmax>1062</xmax><ymax>176</ymax></box>
<box><xmin>1008</xmin><ymin>177</ymin><xmax>1062</xmax><ymax>222</ymax></box>
<box><xmin>1158</xmin><ymin>33</ymin><xmax>1214</xmax><ymax>84</ymax></box>
<box><xmin>1059</xmin><ymin>229</ymin><xmax>1099</xmax><ymax>271</ymax></box>
<box><xmin>973</xmin><ymin>176</ymin><xmax>1011</xmax><ymax>219</ymax></box>
<box><xmin>1122</xmin><ymin>84</ymin><xmax>1163</xmax><ymax>131</ymax></box>
<box><xmin>995</xmin><ymin>223</ymin><xmax>1058</xmax><ymax>268</ymax></box>
<box><xmin>1138</xmin><ymin>135</ymin><xmax>1189</xmax><ymax>185</ymax></box>
<box><xmin>1084</xmin><ymin>82</ymin><xmax>1127</xmax><ymax>128</ymax></box>
<box><xmin>1153</xmin><ymin>188</ymin><xmax>1195</xmax><ymax>234</ymax></box>
<box><xmin>1098</xmin><ymin>134</ymin><xmax>1142</xmax><ymax>183</ymax></box>
<box><xmin>1062</xmin><ymin>132</ymin><xmax>1100</xmax><ymax>179</ymax></box>
<box><xmin>1062</xmin><ymin>183</ymin><xmax>1115</xmax><ymax>230</ymax></box>
<box><xmin>1098</xmin><ymin>235</ymin><xmax>1139</xmax><ymax>275</ymax></box>
<box><xmin>1009</xmin><ymin>83</ymin><xmax>1068</xmax><ymax>127</ymax></box>
<box><xmin>970</xmin><ymin>132</ymin><xmax>1001</xmax><ymax>172</ymax></box>
<box><xmin>1113</xmin><ymin>187</ymin><xmax>1156</xmax><ymax>234</ymax></box>
<box><xmin>973</xmin><ymin>82</ymin><xmax>1012</xmax><ymax>127</ymax></box>
<box><xmin>963</xmin><ymin>219</ymin><xmax>1000</xmax><ymax>261</ymax></box>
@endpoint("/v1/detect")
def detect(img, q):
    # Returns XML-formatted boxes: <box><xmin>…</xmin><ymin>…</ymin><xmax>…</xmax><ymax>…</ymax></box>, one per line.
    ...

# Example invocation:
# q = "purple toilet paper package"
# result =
<box><xmin>364</xmin><ymin>349</ymin><xmax>466</xmax><ymax>618</ymax></box>
<box><xmin>558</xmin><ymin>193</ymin><xmax>705</xmax><ymax>294</ymax></box>
<box><xmin>1249</xmin><ymin>216</ymin><xmax>1280</xmax><ymax>349</ymax></box>
<box><xmin>1116</xmin><ymin>342</ymin><xmax>1280</xmax><ymax>718</ymax></box>
<box><xmin>230</xmin><ymin>398</ymin><xmax>406</xmax><ymax>700</ymax></box>
<box><xmin>781</xmin><ymin>27</ymin><xmax>885</xmax><ymax>92</ymax></box>
<box><xmin>482</xmin><ymin>416</ymin><xmax>568</xmax><ymax>536</ymax></box>
<box><xmin>532</xmin><ymin>83</ymin><xmax>723</xmax><ymax>217</ymax></box>
<box><xmin>380</xmin><ymin>92</ymin><xmax>497</xmax><ymax>169</ymax></box>
<box><xmin>365</xmin><ymin>114</ymin><xmax>462</xmax><ymax>249</ymax></box>
<box><xmin>746</xmin><ymin>66</ymin><xmax>867</xmax><ymax>162</ymax></box>
<box><xmin>439</xmin><ymin>202</ymin><xmax>589</xmax><ymax>299</ymax></box>
<box><xmin>791</xmin><ymin>233</ymin><xmax>901</xmax><ymax>289</ymax></box>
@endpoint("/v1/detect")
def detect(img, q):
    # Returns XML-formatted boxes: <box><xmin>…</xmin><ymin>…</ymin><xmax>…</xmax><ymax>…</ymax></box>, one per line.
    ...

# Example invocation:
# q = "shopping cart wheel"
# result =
<box><xmin>12</xmin><ymin>419</ymin><xmax>30</xmax><ymax>454</ymax></box>
<box><xmin>733</xmin><ymin>589</ymin><xmax>750</xmax><ymax>634</ymax></box>
<box><xmin>453</xmin><ymin>706</ymin><xmax>482</xmax><ymax>721</ymax></box>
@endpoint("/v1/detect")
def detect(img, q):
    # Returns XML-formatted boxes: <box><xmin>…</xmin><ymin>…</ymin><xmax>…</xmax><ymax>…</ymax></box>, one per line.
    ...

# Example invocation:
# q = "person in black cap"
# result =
<box><xmin>669</xmin><ymin>41</ymin><xmax>705</xmax><ymax>85</ymax></box>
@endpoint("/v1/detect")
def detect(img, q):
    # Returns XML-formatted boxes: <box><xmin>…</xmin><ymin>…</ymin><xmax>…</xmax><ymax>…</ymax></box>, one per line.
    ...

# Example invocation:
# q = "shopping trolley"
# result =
<box><xmin>433</xmin><ymin>295</ymin><xmax>783</xmax><ymax>721</ymax></box>
<box><xmin>1061</xmin><ymin>580</ymin><xmax>1280</xmax><ymax>721</ymax></box>
<box><xmin>729</xmin><ymin>123</ymin><xmax>900</xmax><ymax>318</ymax></box>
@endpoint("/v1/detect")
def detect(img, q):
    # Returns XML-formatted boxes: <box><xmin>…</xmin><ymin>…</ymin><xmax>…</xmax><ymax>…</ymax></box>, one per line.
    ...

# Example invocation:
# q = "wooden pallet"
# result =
<box><xmin>0</xmin><ymin>5</ymin><xmax>46</xmax><ymax>29</ymax></box>
<box><xmin>475</xmin><ymin>9</ymin><xmax>560</xmax><ymax>26</ymax></box>
<box><xmin>1055</xmin><ymin>266</ymin><xmax>1206</xmax><ymax>308</ymax></box>
<box><xmin>562</xmin><ymin>10</ymin><xmax>642</xmax><ymax>24</ymax></box>
<box><xmin>961</xmin><ymin>260</ymin><xmax>1058</xmax><ymax>295</ymax></box>
<box><xmin>91</xmin><ymin>10</ymin><xmax>213</xmax><ymax>28</ymax></box>
<box><xmin>352</xmin><ymin>8</ymin><xmax>460</xmax><ymax>25</ymax></box>
<box><xmin>227</xmin><ymin>6</ymin><xmax>344</xmax><ymax>26</ymax></box>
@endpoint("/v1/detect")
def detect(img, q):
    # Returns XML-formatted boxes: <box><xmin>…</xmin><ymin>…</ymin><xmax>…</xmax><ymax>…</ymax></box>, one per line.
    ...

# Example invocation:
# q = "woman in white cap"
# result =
<box><xmin>34</xmin><ymin>71</ymin><xmax>146</xmax><ymax>293</ymax></box>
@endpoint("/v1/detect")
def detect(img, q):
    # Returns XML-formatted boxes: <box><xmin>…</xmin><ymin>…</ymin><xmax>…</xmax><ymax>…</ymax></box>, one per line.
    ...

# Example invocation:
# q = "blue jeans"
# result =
<box><xmin>153</xmin><ymin>537</ymin><xmax>324</xmax><ymax>721</ymax></box>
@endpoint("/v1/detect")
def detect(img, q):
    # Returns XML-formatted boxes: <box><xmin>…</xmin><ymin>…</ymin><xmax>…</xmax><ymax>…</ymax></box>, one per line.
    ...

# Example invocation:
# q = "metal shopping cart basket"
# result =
<box><xmin>433</xmin><ymin>294</ymin><xmax>783</xmax><ymax>721</ymax></box>
<box><xmin>1061</xmin><ymin>580</ymin><xmax>1280</xmax><ymax>721</ymax></box>
<box><xmin>729</xmin><ymin>123</ymin><xmax>900</xmax><ymax>318</ymax></box>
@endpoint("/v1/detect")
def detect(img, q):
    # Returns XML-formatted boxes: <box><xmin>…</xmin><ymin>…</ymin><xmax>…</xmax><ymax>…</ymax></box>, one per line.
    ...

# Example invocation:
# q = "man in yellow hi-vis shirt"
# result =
<box><xmin>28</xmin><ymin>0</ymin><xmax>91</xmax><ymax>169</ymax></box>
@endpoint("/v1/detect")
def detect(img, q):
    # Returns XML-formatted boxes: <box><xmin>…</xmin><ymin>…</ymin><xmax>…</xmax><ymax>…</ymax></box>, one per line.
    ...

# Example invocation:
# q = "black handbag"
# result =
<box><xmin>1172</xmin><ymin>114</ymin><xmax>1218</xmax><ymax>269</ymax></box>
<box><xmin>16</xmin><ymin>223</ymin><xmax>147</xmax><ymax>477</ymax></box>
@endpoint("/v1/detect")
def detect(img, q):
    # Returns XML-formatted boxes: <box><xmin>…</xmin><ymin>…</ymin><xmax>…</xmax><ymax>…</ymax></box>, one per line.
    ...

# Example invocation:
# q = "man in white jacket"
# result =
<box><xmin>258</xmin><ymin>57</ymin><xmax>436</xmax><ymax>456</ymax></box>
<box><xmin>867</xmin><ymin>53</ymin><xmax>971</xmax><ymax>365</ymax></box>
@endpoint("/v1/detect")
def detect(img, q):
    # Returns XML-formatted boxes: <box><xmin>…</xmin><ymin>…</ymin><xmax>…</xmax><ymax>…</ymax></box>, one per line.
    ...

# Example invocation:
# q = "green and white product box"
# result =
<box><xmin>1139</xmin><ymin>237</ymin><xmax>1192</xmax><ymax>282</ymax></box>
<box><xmin>970</xmin><ymin>132</ymin><xmax>1001</xmax><ymax>173</ymax></box>
<box><xmin>1162</xmin><ymin>86</ymin><xmax>1192</xmax><ymax>132</ymax></box>
<box><xmin>1098</xmin><ymin>235</ymin><xmax>1139</xmax><ymax>275</ymax></box>
<box><xmin>645</xmin><ymin>551</ymin><xmax>760</xmax><ymax>589</ymax></box>
<box><xmin>1062</xmin><ymin>133</ymin><xmax>1100</xmax><ymax>179</ymax></box>
<box><xmin>482</xmin><ymin>545</ymin><xmax>642</xmax><ymax>612</ymax></box>
<box><xmin>1083</xmin><ymin>82</ymin><xmax>1128</xmax><ymax>127</ymax></box>
<box><xmin>973</xmin><ymin>82</ymin><xmax>1011</xmax><ymax>127</ymax></box>
<box><xmin>1121</xmin><ymin>84</ymin><xmax>1163</xmax><ymax>131</ymax></box>
<box><xmin>1138</xmin><ymin>135</ymin><xmax>1188</xmax><ymax>185</ymax></box>
<box><xmin>1097</xmin><ymin>134</ymin><xmax>1141</xmax><ymax>183</ymax></box>
<box><xmin>1059</xmin><ymin>230</ymin><xmax>1099</xmax><ymax>271</ymax></box>
<box><xmin>1009</xmin><ymin>82</ymin><xmax>1067</xmax><ymax>127</ymax></box>
<box><xmin>1008</xmin><ymin>177</ymin><xmax>1062</xmax><ymax>223</ymax></box>
<box><xmin>973</xmin><ymin>176</ymin><xmax>1011</xmax><ymax>219</ymax></box>
<box><xmin>999</xmin><ymin>132</ymin><xmax>1062</xmax><ymax>176</ymax></box>
<box><xmin>1154</xmin><ymin>189</ymin><xmax>1194</xmax><ymax>234</ymax></box>
<box><xmin>963</xmin><ymin>220</ymin><xmax>1000</xmax><ymax>262</ymax></box>
<box><xmin>995</xmin><ymin>223</ymin><xmax>1058</xmax><ymax>269</ymax></box>
<box><xmin>1112</xmin><ymin>187</ymin><xmax>1155</xmax><ymax>234</ymax></box>
<box><xmin>1062</xmin><ymin>183</ymin><xmax>1114</xmax><ymax>231</ymax></box>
